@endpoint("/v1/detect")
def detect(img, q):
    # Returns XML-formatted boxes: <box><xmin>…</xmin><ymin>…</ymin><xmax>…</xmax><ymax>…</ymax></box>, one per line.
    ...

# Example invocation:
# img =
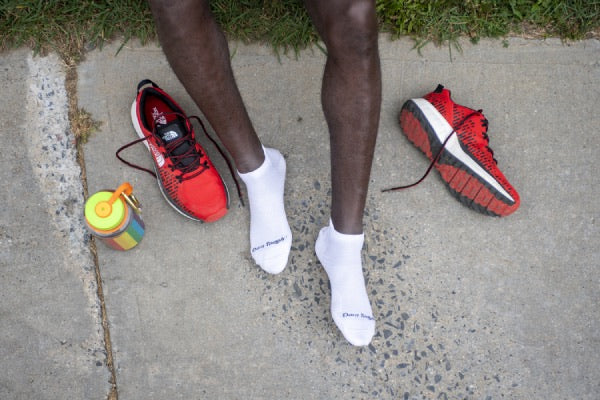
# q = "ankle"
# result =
<box><xmin>236</xmin><ymin>149</ymin><xmax>265</xmax><ymax>174</ymax></box>
<box><xmin>329</xmin><ymin>216</ymin><xmax>364</xmax><ymax>236</ymax></box>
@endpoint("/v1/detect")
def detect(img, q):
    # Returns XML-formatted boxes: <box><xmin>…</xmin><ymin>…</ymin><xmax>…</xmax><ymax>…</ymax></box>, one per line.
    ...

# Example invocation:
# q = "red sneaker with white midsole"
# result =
<box><xmin>129</xmin><ymin>79</ymin><xmax>229</xmax><ymax>222</ymax></box>
<box><xmin>396</xmin><ymin>85</ymin><xmax>520</xmax><ymax>216</ymax></box>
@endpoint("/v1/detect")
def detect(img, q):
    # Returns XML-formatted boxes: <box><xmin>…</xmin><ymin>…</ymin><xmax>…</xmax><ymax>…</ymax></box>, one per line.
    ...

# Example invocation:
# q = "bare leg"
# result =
<box><xmin>307</xmin><ymin>0</ymin><xmax>380</xmax><ymax>346</ymax></box>
<box><xmin>149</xmin><ymin>0</ymin><xmax>292</xmax><ymax>273</ymax></box>
<box><xmin>148</xmin><ymin>0</ymin><xmax>263</xmax><ymax>172</ymax></box>
<box><xmin>305</xmin><ymin>0</ymin><xmax>381</xmax><ymax>234</ymax></box>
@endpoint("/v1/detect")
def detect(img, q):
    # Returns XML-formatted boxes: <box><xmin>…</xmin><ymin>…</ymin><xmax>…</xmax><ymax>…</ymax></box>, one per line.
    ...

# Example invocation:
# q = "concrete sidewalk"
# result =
<box><xmin>1</xmin><ymin>37</ymin><xmax>599</xmax><ymax>399</ymax></box>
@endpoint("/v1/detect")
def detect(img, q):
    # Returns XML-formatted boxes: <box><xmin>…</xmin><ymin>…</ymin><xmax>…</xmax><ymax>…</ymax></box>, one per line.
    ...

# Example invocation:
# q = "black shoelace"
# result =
<box><xmin>117</xmin><ymin>112</ymin><xmax>244</xmax><ymax>206</ymax></box>
<box><xmin>382</xmin><ymin>110</ymin><xmax>491</xmax><ymax>192</ymax></box>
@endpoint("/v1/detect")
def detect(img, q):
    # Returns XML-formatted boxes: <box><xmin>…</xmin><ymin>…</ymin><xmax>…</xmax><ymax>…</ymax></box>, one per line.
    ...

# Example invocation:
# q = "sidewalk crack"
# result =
<box><xmin>66</xmin><ymin>64</ymin><xmax>118</xmax><ymax>400</ymax></box>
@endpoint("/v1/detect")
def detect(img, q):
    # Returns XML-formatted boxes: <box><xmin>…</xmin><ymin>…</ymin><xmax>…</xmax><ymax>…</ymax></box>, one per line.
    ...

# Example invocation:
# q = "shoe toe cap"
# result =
<box><xmin>180</xmin><ymin>173</ymin><xmax>229</xmax><ymax>222</ymax></box>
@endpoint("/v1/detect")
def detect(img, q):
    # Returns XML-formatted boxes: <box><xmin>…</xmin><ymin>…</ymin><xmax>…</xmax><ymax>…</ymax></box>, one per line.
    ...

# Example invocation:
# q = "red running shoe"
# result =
<box><xmin>389</xmin><ymin>85</ymin><xmax>520</xmax><ymax>216</ymax></box>
<box><xmin>123</xmin><ymin>79</ymin><xmax>229</xmax><ymax>222</ymax></box>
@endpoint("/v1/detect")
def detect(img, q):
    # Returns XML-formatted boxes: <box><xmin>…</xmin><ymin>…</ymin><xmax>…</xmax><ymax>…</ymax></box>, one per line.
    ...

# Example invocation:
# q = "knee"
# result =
<box><xmin>148</xmin><ymin>0</ymin><xmax>215</xmax><ymax>43</ymax></box>
<box><xmin>322</xmin><ymin>1</ymin><xmax>379</xmax><ymax>59</ymax></box>
<box><xmin>149</xmin><ymin>0</ymin><xmax>212</xmax><ymax>25</ymax></box>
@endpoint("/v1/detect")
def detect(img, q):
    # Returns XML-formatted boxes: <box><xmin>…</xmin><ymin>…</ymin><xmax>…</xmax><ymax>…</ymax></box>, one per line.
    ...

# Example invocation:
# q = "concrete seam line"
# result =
<box><xmin>25</xmin><ymin>52</ymin><xmax>117</xmax><ymax>399</ymax></box>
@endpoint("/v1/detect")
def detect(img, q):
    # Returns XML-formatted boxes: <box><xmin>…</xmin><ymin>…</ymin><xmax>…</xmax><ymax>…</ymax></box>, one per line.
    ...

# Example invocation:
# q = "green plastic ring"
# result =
<box><xmin>85</xmin><ymin>191</ymin><xmax>126</xmax><ymax>231</ymax></box>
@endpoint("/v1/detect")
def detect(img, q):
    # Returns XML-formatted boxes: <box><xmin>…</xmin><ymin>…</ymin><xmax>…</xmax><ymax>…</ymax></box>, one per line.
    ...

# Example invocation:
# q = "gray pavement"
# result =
<box><xmin>1</xmin><ymin>49</ymin><xmax>110</xmax><ymax>398</ymax></box>
<box><xmin>1</xmin><ymin>36</ymin><xmax>599</xmax><ymax>399</ymax></box>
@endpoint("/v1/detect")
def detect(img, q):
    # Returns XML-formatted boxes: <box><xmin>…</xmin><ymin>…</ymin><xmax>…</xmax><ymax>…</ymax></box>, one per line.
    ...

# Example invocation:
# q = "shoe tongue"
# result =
<box><xmin>156</xmin><ymin>119</ymin><xmax>185</xmax><ymax>142</ymax></box>
<box><xmin>155</xmin><ymin>120</ymin><xmax>197</xmax><ymax>167</ymax></box>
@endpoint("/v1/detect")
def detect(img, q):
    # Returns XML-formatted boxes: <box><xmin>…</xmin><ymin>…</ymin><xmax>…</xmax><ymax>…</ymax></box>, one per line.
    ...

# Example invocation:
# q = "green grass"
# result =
<box><xmin>0</xmin><ymin>0</ymin><xmax>155</xmax><ymax>63</ymax></box>
<box><xmin>377</xmin><ymin>0</ymin><xmax>600</xmax><ymax>46</ymax></box>
<box><xmin>1</xmin><ymin>0</ymin><xmax>599</xmax><ymax>62</ymax></box>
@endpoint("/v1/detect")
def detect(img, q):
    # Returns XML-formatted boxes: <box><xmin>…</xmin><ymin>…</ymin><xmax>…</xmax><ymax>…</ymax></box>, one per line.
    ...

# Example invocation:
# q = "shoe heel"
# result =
<box><xmin>399</xmin><ymin>101</ymin><xmax>434</xmax><ymax>160</ymax></box>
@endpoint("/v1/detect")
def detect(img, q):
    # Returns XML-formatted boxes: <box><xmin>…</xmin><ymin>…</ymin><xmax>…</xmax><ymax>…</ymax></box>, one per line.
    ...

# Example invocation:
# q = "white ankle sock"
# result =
<box><xmin>315</xmin><ymin>220</ymin><xmax>375</xmax><ymax>346</ymax></box>
<box><xmin>238</xmin><ymin>147</ymin><xmax>292</xmax><ymax>274</ymax></box>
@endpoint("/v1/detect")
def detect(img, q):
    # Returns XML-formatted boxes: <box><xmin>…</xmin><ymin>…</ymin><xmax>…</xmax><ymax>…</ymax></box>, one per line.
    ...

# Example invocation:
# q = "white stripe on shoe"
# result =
<box><xmin>412</xmin><ymin>98</ymin><xmax>514</xmax><ymax>203</ymax></box>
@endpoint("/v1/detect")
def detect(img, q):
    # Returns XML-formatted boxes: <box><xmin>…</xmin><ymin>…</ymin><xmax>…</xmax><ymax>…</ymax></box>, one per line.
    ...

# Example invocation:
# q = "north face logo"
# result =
<box><xmin>152</xmin><ymin>106</ymin><xmax>167</xmax><ymax>125</ymax></box>
<box><xmin>148</xmin><ymin>142</ymin><xmax>165</xmax><ymax>167</ymax></box>
<box><xmin>161</xmin><ymin>130</ymin><xmax>179</xmax><ymax>142</ymax></box>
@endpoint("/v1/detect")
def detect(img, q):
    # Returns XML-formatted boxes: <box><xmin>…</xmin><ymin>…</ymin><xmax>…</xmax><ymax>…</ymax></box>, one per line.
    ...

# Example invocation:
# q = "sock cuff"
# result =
<box><xmin>237</xmin><ymin>146</ymin><xmax>270</xmax><ymax>182</ymax></box>
<box><xmin>328</xmin><ymin>219</ymin><xmax>365</xmax><ymax>245</ymax></box>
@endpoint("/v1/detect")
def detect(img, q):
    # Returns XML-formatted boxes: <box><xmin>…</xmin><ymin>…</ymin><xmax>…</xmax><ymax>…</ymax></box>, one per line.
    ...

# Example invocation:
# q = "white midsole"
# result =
<box><xmin>411</xmin><ymin>98</ymin><xmax>514</xmax><ymax>202</ymax></box>
<box><xmin>130</xmin><ymin>100</ymin><xmax>148</xmax><ymax>143</ymax></box>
